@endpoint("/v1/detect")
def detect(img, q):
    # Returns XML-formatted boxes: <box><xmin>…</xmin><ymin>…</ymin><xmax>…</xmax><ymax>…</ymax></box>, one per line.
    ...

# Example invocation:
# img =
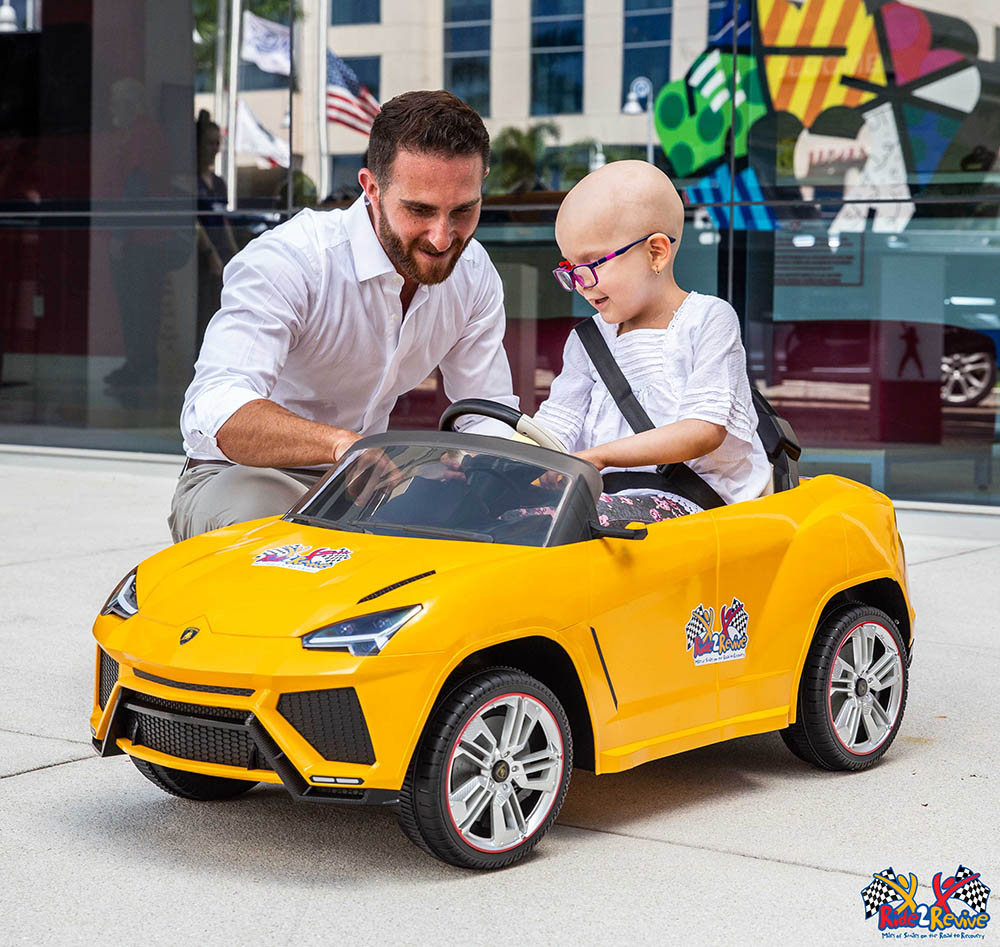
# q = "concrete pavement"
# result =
<box><xmin>1</xmin><ymin>446</ymin><xmax>997</xmax><ymax>946</ymax></box>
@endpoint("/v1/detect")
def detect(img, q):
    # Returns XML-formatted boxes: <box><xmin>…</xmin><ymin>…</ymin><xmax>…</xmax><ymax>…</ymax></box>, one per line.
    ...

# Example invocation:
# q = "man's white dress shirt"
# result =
<box><xmin>181</xmin><ymin>197</ymin><xmax>517</xmax><ymax>460</ymax></box>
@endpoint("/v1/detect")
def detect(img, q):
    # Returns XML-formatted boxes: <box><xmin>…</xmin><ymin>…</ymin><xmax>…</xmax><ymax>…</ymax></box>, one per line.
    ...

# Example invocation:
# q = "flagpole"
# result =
<box><xmin>214</xmin><ymin>0</ymin><xmax>227</xmax><ymax>176</ymax></box>
<box><xmin>287</xmin><ymin>15</ymin><xmax>295</xmax><ymax>217</ymax></box>
<box><xmin>317</xmin><ymin>0</ymin><xmax>331</xmax><ymax>202</ymax></box>
<box><xmin>226</xmin><ymin>0</ymin><xmax>242</xmax><ymax>212</ymax></box>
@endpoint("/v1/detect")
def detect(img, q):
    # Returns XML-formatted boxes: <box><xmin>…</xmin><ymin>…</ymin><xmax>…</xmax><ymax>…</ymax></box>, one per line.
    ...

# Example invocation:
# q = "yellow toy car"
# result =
<box><xmin>90</xmin><ymin>399</ymin><xmax>913</xmax><ymax>869</ymax></box>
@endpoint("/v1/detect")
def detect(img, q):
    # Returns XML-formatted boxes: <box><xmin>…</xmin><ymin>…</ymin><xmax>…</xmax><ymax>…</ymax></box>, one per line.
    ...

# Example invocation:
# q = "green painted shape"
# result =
<box><xmin>658</xmin><ymin>91</ymin><xmax>687</xmax><ymax>130</ymax></box>
<box><xmin>698</xmin><ymin>105</ymin><xmax>725</xmax><ymax>143</ymax></box>
<box><xmin>652</xmin><ymin>51</ymin><xmax>766</xmax><ymax>177</ymax></box>
<box><xmin>669</xmin><ymin>142</ymin><xmax>696</xmax><ymax>178</ymax></box>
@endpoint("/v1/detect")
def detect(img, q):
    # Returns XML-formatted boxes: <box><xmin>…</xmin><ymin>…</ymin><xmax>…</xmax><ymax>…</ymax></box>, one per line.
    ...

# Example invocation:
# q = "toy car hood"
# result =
<box><xmin>135</xmin><ymin>517</ymin><xmax>533</xmax><ymax>638</ymax></box>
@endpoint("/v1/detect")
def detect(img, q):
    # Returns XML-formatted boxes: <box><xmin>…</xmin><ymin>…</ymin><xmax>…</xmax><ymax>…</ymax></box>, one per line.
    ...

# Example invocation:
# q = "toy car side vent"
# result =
<box><xmin>276</xmin><ymin>688</ymin><xmax>376</xmax><ymax>765</ymax></box>
<box><xmin>98</xmin><ymin>649</ymin><xmax>119</xmax><ymax>710</ymax></box>
<box><xmin>357</xmin><ymin>570</ymin><xmax>436</xmax><ymax>604</ymax></box>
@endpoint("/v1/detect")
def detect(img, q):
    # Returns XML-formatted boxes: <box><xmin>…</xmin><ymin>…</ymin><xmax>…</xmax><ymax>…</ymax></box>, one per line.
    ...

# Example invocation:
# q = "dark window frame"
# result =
<box><xmin>443</xmin><ymin>2</ymin><xmax>491</xmax><ymax>117</ymax></box>
<box><xmin>621</xmin><ymin>2</ymin><xmax>672</xmax><ymax>108</ymax></box>
<box><xmin>530</xmin><ymin>7</ymin><xmax>584</xmax><ymax>116</ymax></box>
<box><xmin>331</xmin><ymin>0</ymin><xmax>381</xmax><ymax>27</ymax></box>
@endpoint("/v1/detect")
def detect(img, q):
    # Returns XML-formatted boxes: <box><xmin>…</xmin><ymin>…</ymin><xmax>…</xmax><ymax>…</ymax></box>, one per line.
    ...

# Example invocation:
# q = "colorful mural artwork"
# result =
<box><xmin>655</xmin><ymin>0</ymin><xmax>1000</xmax><ymax>232</ymax></box>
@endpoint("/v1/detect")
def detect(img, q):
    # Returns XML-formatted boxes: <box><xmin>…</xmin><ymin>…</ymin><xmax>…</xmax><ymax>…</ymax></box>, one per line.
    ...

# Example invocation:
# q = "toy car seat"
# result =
<box><xmin>751</xmin><ymin>388</ymin><xmax>801</xmax><ymax>492</ymax></box>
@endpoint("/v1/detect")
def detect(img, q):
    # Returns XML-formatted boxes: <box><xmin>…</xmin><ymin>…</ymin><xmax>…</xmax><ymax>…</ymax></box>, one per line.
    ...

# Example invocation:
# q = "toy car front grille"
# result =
<box><xmin>277</xmin><ymin>688</ymin><xmax>375</xmax><ymax>765</ymax></box>
<box><xmin>98</xmin><ymin>650</ymin><xmax>119</xmax><ymax>709</ymax></box>
<box><xmin>119</xmin><ymin>691</ymin><xmax>270</xmax><ymax>771</ymax></box>
<box><xmin>126</xmin><ymin>692</ymin><xmax>250</xmax><ymax>721</ymax></box>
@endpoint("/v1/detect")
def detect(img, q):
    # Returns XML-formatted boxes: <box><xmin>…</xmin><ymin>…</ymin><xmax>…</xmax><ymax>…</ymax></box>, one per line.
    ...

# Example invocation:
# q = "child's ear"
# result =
<box><xmin>646</xmin><ymin>233</ymin><xmax>674</xmax><ymax>273</ymax></box>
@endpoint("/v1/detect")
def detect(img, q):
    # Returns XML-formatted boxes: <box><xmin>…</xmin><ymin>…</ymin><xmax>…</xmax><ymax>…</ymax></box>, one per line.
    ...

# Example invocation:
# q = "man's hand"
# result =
<box><xmin>345</xmin><ymin>447</ymin><xmax>403</xmax><ymax>503</ymax></box>
<box><xmin>333</xmin><ymin>431</ymin><xmax>363</xmax><ymax>462</ymax></box>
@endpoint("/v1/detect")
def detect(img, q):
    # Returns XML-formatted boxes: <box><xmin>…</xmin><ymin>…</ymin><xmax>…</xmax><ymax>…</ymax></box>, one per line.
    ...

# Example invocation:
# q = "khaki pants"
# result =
<box><xmin>168</xmin><ymin>463</ymin><xmax>324</xmax><ymax>543</ymax></box>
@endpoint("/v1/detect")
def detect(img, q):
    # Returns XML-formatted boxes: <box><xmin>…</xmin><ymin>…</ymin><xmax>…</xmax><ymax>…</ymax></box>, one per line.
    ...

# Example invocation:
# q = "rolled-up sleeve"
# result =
<box><xmin>677</xmin><ymin>301</ymin><xmax>756</xmax><ymax>443</ymax></box>
<box><xmin>438</xmin><ymin>259</ymin><xmax>518</xmax><ymax>437</ymax></box>
<box><xmin>532</xmin><ymin>330</ymin><xmax>593</xmax><ymax>453</ymax></box>
<box><xmin>181</xmin><ymin>237</ymin><xmax>315</xmax><ymax>457</ymax></box>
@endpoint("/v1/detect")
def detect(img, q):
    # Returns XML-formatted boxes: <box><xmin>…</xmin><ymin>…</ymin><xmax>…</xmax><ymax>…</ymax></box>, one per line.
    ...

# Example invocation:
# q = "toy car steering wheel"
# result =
<box><xmin>438</xmin><ymin>399</ymin><xmax>568</xmax><ymax>452</ymax></box>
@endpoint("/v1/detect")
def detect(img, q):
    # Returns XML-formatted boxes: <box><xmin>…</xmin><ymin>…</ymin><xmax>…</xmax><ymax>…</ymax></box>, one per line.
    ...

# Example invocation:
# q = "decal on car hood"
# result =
<box><xmin>252</xmin><ymin>543</ymin><xmax>352</xmax><ymax>572</ymax></box>
<box><xmin>684</xmin><ymin>597</ymin><xmax>749</xmax><ymax>665</ymax></box>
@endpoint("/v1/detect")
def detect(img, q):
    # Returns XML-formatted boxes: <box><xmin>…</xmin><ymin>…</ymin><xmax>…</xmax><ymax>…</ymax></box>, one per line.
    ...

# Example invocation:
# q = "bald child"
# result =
<box><xmin>534</xmin><ymin>161</ymin><xmax>770</xmax><ymax>518</ymax></box>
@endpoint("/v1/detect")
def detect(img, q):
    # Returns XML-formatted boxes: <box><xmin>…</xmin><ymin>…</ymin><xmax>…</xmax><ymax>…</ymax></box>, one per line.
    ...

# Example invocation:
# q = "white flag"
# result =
<box><xmin>235</xmin><ymin>100</ymin><xmax>290</xmax><ymax>168</ymax></box>
<box><xmin>240</xmin><ymin>10</ymin><xmax>290</xmax><ymax>76</ymax></box>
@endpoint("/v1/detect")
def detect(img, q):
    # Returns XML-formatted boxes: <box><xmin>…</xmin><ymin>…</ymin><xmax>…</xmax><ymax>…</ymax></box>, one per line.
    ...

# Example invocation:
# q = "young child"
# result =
<box><xmin>533</xmin><ymin>160</ymin><xmax>771</xmax><ymax>522</ymax></box>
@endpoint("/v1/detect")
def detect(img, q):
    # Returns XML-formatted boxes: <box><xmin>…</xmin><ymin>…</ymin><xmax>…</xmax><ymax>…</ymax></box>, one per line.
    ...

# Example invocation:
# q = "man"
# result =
<box><xmin>169</xmin><ymin>90</ymin><xmax>517</xmax><ymax>543</ymax></box>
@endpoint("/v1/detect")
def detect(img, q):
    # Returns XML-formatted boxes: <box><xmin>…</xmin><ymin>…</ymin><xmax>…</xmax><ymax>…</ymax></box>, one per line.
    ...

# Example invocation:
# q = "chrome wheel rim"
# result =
<box><xmin>828</xmin><ymin>621</ymin><xmax>904</xmax><ymax>755</ymax></box>
<box><xmin>940</xmin><ymin>352</ymin><xmax>994</xmax><ymax>405</ymax></box>
<box><xmin>446</xmin><ymin>693</ymin><xmax>564</xmax><ymax>853</ymax></box>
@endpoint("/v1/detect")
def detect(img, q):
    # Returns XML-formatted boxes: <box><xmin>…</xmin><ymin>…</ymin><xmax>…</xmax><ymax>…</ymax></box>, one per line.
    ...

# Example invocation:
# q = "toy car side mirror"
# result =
<box><xmin>589</xmin><ymin>520</ymin><xmax>648</xmax><ymax>541</ymax></box>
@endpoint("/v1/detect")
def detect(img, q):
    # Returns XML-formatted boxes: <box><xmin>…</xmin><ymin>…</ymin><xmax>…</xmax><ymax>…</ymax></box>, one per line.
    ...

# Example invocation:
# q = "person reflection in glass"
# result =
<box><xmin>897</xmin><ymin>324</ymin><xmax>925</xmax><ymax>379</ymax></box>
<box><xmin>195</xmin><ymin>110</ymin><xmax>238</xmax><ymax>346</ymax></box>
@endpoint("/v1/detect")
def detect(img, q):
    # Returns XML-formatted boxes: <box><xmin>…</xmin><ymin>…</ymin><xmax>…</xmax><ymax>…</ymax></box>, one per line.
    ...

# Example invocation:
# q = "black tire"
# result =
<box><xmin>131</xmin><ymin>757</ymin><xmax>258</xmax><ymax>800</ymax></box>
<box><xmin>399</xmin><ymin>667</ymin><xmax>573</xmax><ymax>869</ymax></box>
<box><xmin>782</xmin><ymin>604</ymin><xmax>908</xmax><ymax>771</ymax></box>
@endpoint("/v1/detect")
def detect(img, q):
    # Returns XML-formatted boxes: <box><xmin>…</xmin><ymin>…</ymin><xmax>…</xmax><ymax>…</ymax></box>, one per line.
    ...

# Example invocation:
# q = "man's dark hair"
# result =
<box><xmin>366</xmin><ymin>90</ymin><xmax>490</xmax><ymax>186</ymax></box>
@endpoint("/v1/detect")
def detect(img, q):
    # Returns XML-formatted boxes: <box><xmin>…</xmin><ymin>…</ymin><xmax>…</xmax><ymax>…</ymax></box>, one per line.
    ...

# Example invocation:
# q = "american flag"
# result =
<box><xmin>326</xmin><ymin>49</ymin><xmax>380</xmax><ymax>135</ymax></box>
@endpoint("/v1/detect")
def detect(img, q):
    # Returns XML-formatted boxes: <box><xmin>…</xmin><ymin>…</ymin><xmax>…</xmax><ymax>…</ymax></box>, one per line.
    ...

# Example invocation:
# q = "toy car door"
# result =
<box><xmin>586</xmin><ymin>511</ymin><xmax>720</xmax><ymax>765</ymax></box>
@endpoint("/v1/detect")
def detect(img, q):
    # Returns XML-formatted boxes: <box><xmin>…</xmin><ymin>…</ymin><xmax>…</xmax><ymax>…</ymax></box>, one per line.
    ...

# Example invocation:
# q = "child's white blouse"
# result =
<box><xmin>533</xmin><ymin>291</ymin><xmax>772</xmax><ymax>505</ymax></box>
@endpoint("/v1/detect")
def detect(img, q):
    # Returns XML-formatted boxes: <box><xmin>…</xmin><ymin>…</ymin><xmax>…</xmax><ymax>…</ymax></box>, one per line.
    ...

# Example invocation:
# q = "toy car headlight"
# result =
<box><xmin>100</xmin><ymin>568</ymin><xmax>138</xmax><ymax>619</ymax></box>
<box><xmin>301</xmin><ymin>605</ymin><xmax>422</xmax><ymax>656</ymax></box>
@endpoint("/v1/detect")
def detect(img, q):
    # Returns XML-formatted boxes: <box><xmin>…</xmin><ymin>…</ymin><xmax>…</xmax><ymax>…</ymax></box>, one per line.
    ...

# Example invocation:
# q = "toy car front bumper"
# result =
<box><xmin>90</xmin><ymin>618</ymin><xmax>443</xmax><ymax>805</ymax></box>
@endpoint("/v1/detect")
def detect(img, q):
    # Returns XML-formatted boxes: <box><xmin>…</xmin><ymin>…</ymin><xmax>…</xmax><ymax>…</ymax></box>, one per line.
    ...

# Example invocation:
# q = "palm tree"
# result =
<box><xmin>488</xmin><ymin>121</ymin><xmax>560</xmax><ymax>194</ymax></box>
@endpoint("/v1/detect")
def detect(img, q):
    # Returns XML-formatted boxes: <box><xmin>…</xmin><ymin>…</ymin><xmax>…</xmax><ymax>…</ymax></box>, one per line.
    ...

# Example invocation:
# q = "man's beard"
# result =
<box><xmin>378</xmin><ymin>212</ymin><xmax>473</xmax><ymax>285</ymax></box>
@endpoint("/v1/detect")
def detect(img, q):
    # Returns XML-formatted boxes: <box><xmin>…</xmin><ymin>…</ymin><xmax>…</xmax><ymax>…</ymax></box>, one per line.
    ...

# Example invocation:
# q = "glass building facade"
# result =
<box><xmin>1</xmin><ymin>0</ymin><xmax>999</xmax><ymax>504</ymax></box>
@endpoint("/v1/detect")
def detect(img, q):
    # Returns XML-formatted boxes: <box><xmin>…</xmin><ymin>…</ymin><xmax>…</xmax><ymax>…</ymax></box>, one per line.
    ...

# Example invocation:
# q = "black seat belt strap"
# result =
<box><xmin>575</xmin><ymin>320</ymin><xmax>654</xmax><ymax>434</ymax></box>
<box><xmin>573</xmin><ymin>319</ymin><xmax>726</xmax><ymax>510</ymax></box>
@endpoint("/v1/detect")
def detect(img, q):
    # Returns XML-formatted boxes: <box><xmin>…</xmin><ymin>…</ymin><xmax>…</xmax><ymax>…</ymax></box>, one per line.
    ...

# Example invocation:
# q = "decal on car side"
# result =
<box><xmin>252</xmin><ymin>543</ymin><xmax>352</xmax><ymax>572</ymax></box>
<box><xmin>684</xmin><ymin>597</ymin><xmax>749</xmax><ymax>665</ymax></box>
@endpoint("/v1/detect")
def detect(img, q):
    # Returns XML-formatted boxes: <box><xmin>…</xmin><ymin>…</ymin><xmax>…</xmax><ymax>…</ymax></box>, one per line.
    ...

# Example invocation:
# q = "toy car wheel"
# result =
<box><xmin>131</xmin><ymin>757</ymin><xmax>258</xmax><ymax>800</ymax></box>
<box><xmin>781</xmin><ymin>604</ymin><xmax>907</xmax><ymax>771</ymax></box>
<box><xmin>399</xmin><ymin>667</ymin><xmax>572</xmax><ymax>869</ymax></box>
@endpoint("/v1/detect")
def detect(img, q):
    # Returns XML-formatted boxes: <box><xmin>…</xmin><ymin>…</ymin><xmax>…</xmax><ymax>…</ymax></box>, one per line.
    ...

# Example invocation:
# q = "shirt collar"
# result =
<box><xmin>345</xmin><ymin>195</ymin><xmax>398</xmax><ymax>283</ymax></box>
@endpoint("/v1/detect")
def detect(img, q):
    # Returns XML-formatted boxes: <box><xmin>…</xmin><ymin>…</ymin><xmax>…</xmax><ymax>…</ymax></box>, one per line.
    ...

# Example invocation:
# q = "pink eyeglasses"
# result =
<box><xmin>552</xmin><ymin>233</ymin><xmax>675</xmax><ymax>291</ymax></box>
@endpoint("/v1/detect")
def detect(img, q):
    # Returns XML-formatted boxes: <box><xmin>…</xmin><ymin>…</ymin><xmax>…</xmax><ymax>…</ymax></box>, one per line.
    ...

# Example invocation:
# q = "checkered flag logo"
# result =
<box><xmin>952</xmin><ymin>865</ymin><xmax>990</xmax><ymax>914</ymax></box>
<box><xmin>685</xmin><ymin>604</ymin><xmax>713</xmax><ymax>650</ymax></box>
<box><xmin>861</xmin><ymin>868</ymin><xmax>901</xmax><ymax>919</ymax></box>
<box><xmin>725</xmin><ymin>598</ymin><xmax>749</xmax><ymax>637</ymax></box>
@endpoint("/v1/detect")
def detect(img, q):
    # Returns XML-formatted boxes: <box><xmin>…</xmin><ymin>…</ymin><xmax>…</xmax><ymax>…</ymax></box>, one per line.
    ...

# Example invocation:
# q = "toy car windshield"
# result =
<box><xmin>286</xmin><ymin>441</ymin><xmax>585</xmax><ymax>547</ymax></box>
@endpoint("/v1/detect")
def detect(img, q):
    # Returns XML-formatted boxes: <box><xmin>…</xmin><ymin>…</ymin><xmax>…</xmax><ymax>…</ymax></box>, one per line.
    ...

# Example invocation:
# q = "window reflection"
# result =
<box><xmin>743</xmin><ymin>207</ymin><xmax>1000</xmax><ymax>500</ymax></box>
<box><xmin>2</xmin><ymin>0</ymin><xmax>1000</xmax><ymax>510</ymax></box>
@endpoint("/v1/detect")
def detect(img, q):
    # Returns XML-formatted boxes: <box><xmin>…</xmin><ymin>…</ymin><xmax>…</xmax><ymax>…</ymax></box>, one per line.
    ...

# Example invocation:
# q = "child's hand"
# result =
<box><xmin>572</xmin><ymin>447</ymin><xmax>604</xmax><ymax>471</ymax></box>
